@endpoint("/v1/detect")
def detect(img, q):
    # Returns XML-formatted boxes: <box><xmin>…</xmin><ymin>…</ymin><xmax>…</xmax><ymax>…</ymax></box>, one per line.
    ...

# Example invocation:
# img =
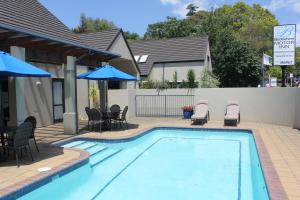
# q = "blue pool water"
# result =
<box><xmin>18</xmin><ymin>128</ymin><xmax>269</xmax><ymax>200</ymax></box>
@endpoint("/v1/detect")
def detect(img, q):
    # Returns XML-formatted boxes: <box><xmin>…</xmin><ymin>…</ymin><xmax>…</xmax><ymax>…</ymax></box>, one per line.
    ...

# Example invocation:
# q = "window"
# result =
<box><xmin>139</xmin><ymin>55</ymin><xmax>149</xmax><ymax>63</ymax></box>
<box><xmin>134</xmin><ymin>55</ymin><xmax>140</xmax><ymax>62</ymax></box>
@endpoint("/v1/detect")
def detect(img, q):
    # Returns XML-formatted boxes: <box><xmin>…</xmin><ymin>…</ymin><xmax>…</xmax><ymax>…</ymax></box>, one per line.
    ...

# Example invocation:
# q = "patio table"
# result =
<box><xmin>0</xmin><ymin>126</ymin><xmax>15</xmax><ymax>161</ymax></box>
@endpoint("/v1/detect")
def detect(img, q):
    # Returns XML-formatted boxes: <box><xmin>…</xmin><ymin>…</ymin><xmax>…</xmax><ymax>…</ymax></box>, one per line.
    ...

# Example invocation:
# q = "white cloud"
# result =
<box><xmin>266</xmin><ymin>0</ymin><xmax>300</xmax><ymax>13</ymax></box>
<box><xmin>160</xmin><ymin>0</ymin><xmax>181</xmax><ymax>5</ymax></box>
<box><xmin>160</xmin><ymin>0</ymin><xmax>211</xmax><ymax>18</ymax></box>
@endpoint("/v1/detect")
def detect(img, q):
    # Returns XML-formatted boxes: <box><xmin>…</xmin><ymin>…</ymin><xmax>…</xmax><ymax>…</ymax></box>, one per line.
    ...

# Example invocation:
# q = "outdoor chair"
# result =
<box><xmin>110</xmin><ymin>104</ymin><xmax>121</xmax><ymax>119</ymax></box>
<box><xmin>6</xmin><ymin>122</ymin><xmax>34</xmax><ymax>167</ymax></box>
<box><xmin>85</xmin><ymin>107</ymin><xmax>92</xmax><ymax>131</ymax></box>
<box><xmin>116</xmin><ymin>106</ymin><xmax>129</xmax><ymax>129</ymax></box>
<box><xmin>191</xmin><ymin>100</ymin><xmax>210</xmax><ymax>125</ymax></box>
<box><xmin>24</xmin><ymin>116</ymin><xmax>39</xmax><ymax>152</ymax></box>
<box><xmin>90</xmin><ymin>108</ymin><xmax>105</xmax><ymax>132</ymax></box>
<box><xmin>224</xmin><ymin>101</ymin><xmax>240</xmax><ymax>126</ymax></box>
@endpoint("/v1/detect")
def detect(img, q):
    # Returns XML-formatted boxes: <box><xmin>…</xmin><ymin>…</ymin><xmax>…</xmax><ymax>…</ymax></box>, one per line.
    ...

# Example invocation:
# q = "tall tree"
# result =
<box><xmin>198</xmin><ymin>10</ymin><xmax>261</xmax><ymax>87</ymax></box>
<box><xmin>144</xmin><ymin>17</ymin><xmax>197</xmax><ymax>40</ymax></box>
<box><xmin>209</xmin><ymin>2</ymin><xmax>278</xmax><ymax>54</ymax></box>
<box><xmin>73</xmin><ymin>13</ymin><xmax>116</xmax><ymax>33</ymax></box>
<box><xmin>186</xmin><ymin>4</ymin><xmax>199</xmax><ymax>16</ymax></box>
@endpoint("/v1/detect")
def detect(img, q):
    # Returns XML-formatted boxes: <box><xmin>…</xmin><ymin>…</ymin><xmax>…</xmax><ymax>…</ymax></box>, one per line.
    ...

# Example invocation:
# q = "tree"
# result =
<box><xmin>267</xmin><ymin>67</ymin><xmax>282</xmax><ymax>80</ymax></box>
<box><xmin>207</xmin><ymin>2</ymin><xmax>278</xmax><ymax>54</ymax></box>
<box><xmin>123</xmin><ymin>31</ymin><xmax>141</xmax><ymax>42</ymax></box>
<box><xmin>144</xmin><ymin>17</ymin><xmax>197</xmax><ymax>40</ymax></box>
<box><xmin>172</xmin><ymin>71</ymin><xmax>178</xmax><ymax>88</ymax></box>
<box><xmin>199</xmin><ymin>69</ymin><xmax>220</xmax><ymax>88</ymax></box>
<box><xmin>186</xmin><ymin>4</ymin><xmax>199</xmax><ymax>16</ymax></box>
<box><xmin>73</xmin><ymin>13</ymin><xmax>116</xmax><ymax>33</ymax></box>
<box><xmin>187</xmin><ymin>69</ymin><xmax>198</xmax><ymax>88</ymax></box>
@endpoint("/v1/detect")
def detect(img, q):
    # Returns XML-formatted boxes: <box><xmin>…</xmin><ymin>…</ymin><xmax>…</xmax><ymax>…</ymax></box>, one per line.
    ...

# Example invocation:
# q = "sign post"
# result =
<box><xmin>273</xmin><ymin>24</ymin><xmax>296</xmax><ymax>87</ymax></box>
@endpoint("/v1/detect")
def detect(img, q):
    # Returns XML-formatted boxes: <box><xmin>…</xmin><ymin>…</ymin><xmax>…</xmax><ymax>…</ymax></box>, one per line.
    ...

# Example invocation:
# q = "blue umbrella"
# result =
<box><xmin>77</xmin><ymin>64</ymin><xmax>137</xmax><ymax>81</ymax></box>
<box><xmin>0</xmin><ymin>51</ymin><xmax>52</xmax><ymax>77</ymax></box>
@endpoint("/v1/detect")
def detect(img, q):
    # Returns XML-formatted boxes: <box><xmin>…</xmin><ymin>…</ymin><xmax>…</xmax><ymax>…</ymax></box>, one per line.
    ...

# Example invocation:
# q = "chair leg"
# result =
<box><xmin>27</xmin><ymin>144</ymin><xmax>34</xmax><ymax>162</ymax></box>
<box><xmin>33</xmin><ymin>137</ymin><xmax>39</xmax><ymax>152</ymax></box>
<box><xmin>125</xmin><ymin>120</ymin><xmax>128</xmax><ymax>129</ymax></box>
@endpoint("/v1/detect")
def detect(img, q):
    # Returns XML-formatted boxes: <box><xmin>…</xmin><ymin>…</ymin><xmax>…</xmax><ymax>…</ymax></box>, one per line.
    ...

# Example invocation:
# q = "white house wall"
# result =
<box><xmin>149</xmin><ymin>61</ymin><xmax>205</xmax><ymax>82</ymax></box>
<box><xmin>23</xmin><ymin>62</ymin><xmax>90</xmax><ymax>127</ymax></box>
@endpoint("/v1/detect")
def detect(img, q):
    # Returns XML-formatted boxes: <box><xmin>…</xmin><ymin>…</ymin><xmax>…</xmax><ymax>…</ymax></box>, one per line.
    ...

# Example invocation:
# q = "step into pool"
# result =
<box><xmin>18</xmin><ymin>128</ymin><xmax>269</xmax><ymax>200</ymax></box>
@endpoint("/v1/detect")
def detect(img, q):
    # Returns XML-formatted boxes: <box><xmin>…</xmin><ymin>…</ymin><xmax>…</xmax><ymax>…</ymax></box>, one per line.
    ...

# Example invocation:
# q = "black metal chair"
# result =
<box><xmin>6</xmin><ymin>122</ymin><xmax>34</xmax><ymax>167</ymax></box>
<box><xmin>24</xmin><ymin>116</ymin><xmax>39</xmax><ymax>152</ymax></box>
<box><xmin>116</xmin><ymin>106</ymin><xmax>129</xmax><ymax>129</ymax></box>
<box><xmin>85</xmin><ymin>107</ymin><xmax>92</xmax><ymax>131</ymax></box>
<box><xmin>90</xmin><ymin>108</ymin><xmax>105</xmax><ymax>132</ymax></box>
<box><xmin>110</xmin><ymin>104</ymin><xmax>121</xmax><ymax>119</ymax></box>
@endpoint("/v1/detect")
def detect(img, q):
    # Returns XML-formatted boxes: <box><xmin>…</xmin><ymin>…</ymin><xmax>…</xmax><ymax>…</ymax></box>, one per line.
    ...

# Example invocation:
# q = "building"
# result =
<box><xmin>78</xmin><ymin>29</ymin><xmax>140</xmax><ymax>89</ymax></box>
<box><xmin>0</xmin><ymin>0</ymin><xmax>141</xmax><ymax>134</ymax></box>
<box><xmin>129</xmin><ymin>36</ymin><xmax>212</xmax><ymax>82</ymax></box>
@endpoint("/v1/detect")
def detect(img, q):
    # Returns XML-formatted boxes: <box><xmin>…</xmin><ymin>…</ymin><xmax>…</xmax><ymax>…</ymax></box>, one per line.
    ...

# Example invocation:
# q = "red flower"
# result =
<box><xmin>182</xmin><ymin>105</ymin><xmax>193</xmax><ymax>111</ymax></box>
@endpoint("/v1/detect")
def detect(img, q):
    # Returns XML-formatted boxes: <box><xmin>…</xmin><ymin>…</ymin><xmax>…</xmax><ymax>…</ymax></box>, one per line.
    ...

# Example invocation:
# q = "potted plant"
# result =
<box><xmin>182</xmin><ymin>105</ymin><xmax>194</xmax><ymax>119</ymax></box>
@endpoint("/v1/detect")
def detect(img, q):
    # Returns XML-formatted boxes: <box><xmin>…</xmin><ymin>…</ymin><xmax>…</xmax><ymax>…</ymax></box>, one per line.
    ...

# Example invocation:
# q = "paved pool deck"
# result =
<box><xmin>0</xmin><ymin>118</ymin><xmax>299</xmax><ymax>199</ymax></box>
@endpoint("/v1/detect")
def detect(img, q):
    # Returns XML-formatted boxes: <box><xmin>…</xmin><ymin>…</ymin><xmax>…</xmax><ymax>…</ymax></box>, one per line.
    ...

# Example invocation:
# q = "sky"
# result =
<box><xmin>39</xmin><ymin>0</ymin><xmax>300</xmax><ymax>45</ymax></box>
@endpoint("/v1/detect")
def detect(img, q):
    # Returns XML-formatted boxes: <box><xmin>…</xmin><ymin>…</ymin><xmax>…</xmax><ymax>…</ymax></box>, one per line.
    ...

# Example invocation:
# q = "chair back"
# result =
<box><xmin>24</xmin><ymin>116</ymin><xmax>37</xmax><ymax>138</ymax></box>
<box><xmin>85</xmin><ymin>107</ymin><xmax>92</xmax><ymax>121</ymax></box>
<box><xmin>121</xmin><ymin>106</ymin><xmax>128</xmax><ymax>120</ymax></box>
<box><xmin>13</xmin><ymin>122</ymin><xmax>32</xmax><ymax>148</ymax></box>
<box><xmin>90</xmin><ymin>108</ymin><xmax>102</xmax><ymax>121</ymax></box>
<box><xmin>110</xmin><ymin>104</ymin><xmax>121</xmax><ymax>119</ymax></box>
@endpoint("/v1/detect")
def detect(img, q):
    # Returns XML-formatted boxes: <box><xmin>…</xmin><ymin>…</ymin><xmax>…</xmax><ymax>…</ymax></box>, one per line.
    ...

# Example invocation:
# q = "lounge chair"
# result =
<box><xmin>224</xmin><ymin>101</ymin><xmax>240</xmax><ymax>126</ymax></box>
<box><xmin>191</xmin><ymin>100</ymin><xmax>209</xmax><ymax>125</ymax></box>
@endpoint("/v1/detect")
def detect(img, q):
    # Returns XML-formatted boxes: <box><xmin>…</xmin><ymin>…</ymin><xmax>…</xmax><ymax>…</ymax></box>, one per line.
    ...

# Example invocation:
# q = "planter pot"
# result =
<box><xmin>183</xmin><ymin>110</ymin><xmax>193</xmax><ymax>119</ymax></box>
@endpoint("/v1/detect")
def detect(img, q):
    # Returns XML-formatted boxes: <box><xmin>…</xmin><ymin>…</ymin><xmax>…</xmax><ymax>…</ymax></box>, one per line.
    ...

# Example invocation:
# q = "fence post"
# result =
<box><xmin>165</xmin><ymin>95</ymin><xmax>167</xmax><ymax>117</ymax></box>
<box><xmin>135</xmin><ymin>95</ymin><xmax>137</xmax><ymax>117</ymax></box>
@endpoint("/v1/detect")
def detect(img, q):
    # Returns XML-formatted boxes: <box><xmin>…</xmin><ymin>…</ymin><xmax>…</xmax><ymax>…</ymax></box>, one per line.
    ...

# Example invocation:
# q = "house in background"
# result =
<box><xmin>129</xmin><ymin>36</ymin><xmax>212</xmax><ymax>83</ymax></box>
<box><xmin>78</xmin><ymin>29</ymin><xmax>140</xmax><ymax>89</ymax></box>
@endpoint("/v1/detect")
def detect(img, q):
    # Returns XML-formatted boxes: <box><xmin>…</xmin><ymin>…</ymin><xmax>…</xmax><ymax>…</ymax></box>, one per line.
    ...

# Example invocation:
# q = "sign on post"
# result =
<box><xmin>270</xmin><ymin>77</ymin><xmax>277</xmax><ymax>87</ymax></box>
<box><xmin>273</xmin><ymin>24</ymin><xmax>296</xmax><ymax>66</ymax></box>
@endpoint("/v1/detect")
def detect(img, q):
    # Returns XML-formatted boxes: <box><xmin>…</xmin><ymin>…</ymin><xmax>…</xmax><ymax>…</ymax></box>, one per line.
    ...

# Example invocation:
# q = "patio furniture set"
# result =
<box><xmin>0</xmin><ymin>116</ymin><xmax>39</xmax><ymax>167</ymax></box>
<box><xmin>85</xmin><ymin>104</ymin><xmax>129</xmax><ymax>132</ymax></box>
<box><xmin>191</xmin><ymin>100</ymin><xmax>240</xmax><ymax>126</ymax></box>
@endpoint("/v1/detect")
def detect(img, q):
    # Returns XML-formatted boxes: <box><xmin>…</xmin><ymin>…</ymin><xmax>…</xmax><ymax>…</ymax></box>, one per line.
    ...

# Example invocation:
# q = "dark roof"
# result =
<box><xmin>78</xmin><ymin>29</ymin><xmax>121</xmax><ymax>51</ymax></box>
<box><xmin>0</xmin><ymin>0</ymin><xmax>118</xmax><ymax>58</ymax></box>
<box><xmin>129</xmin><ymin>36</ymin><xmax>208</xmax><ymax>76</ymax></box>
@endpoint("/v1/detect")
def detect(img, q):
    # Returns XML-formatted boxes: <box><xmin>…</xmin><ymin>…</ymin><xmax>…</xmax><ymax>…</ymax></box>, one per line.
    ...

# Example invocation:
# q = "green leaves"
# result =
<box><xmin>73</xmin><ymin>13</ymin><xmax>116</xmax><ymax>33</ymax></box>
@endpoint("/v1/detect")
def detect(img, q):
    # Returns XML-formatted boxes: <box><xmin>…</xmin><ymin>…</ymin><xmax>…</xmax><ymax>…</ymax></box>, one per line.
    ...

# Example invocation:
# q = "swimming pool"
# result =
<box><xmin>18</xmin><ymin>128</ymin><xmax>269</xmax><ymax>200</ymax></box>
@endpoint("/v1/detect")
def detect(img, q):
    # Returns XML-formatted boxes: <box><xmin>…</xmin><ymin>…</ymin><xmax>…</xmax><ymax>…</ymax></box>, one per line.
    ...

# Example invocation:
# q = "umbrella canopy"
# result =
<box><xmin>0</xmin><ymin>51</ymin><xmax>52</xmax><ymax>77</ymax></box>
<box><xmin>77</xmin><ymin>64</ymin><xmax>137</xmax><ymax>81</ymax></box>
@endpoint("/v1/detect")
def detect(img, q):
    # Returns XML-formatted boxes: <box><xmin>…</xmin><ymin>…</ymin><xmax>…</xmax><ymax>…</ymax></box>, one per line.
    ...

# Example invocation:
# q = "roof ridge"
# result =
<box><xmin>77</xmin><ymin>28</ymin><xmax>121</xmax><ymax>35</ymax></box>
<box><xmin>130</xmin><ymin>35</ymin><xmax>208</xmax><ymax>44</ymax></box>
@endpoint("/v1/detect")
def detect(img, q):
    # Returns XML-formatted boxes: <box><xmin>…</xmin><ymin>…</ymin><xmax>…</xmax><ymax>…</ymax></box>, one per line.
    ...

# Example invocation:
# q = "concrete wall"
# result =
<box><xmin>108</xmin><ymin>89</ymin><xmax>136</xmax><ymax>118</ymax></box>
<box><xmin>294</xmin><ymin>89</ymin><xmax>300</xmax><ymax>129</ymax></box>
<box><xmin>23</xmin><ymin>63</ymin><xmax>90</xmax><ymax>127</ymax></box>
<box><xmin>24</xmin><ymin>62</ymin><xmax>64</xmax><ymax>127</ymax></box>
<box><xmin>108</xmin><ymin>88</ymin><xmax>300</xmax><ymax>128</ymax></box>
<box><xmin>149</xmin><ymin>61</ymin><xmax>205</xmax><ymax>82</ymax></box>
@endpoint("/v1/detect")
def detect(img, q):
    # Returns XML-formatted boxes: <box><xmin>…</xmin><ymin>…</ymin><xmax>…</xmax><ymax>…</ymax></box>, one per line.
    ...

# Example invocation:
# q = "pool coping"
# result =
<box><xmin>0</xmin><ymin>126</ymin><xmax>288</xmax><ymax>200</ymax></box>
<box><xmin>0</xmin><ymin>147</ymin><xmax>90</xmax><ymax>200</ymax></box>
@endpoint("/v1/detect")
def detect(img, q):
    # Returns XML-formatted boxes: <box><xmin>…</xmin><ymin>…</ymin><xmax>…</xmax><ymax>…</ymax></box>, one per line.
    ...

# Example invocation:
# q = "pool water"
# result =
<box><xmin>19</xmin><ymin>128</ymin><xmax>269</xmax><ymax>200</ymax></box>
